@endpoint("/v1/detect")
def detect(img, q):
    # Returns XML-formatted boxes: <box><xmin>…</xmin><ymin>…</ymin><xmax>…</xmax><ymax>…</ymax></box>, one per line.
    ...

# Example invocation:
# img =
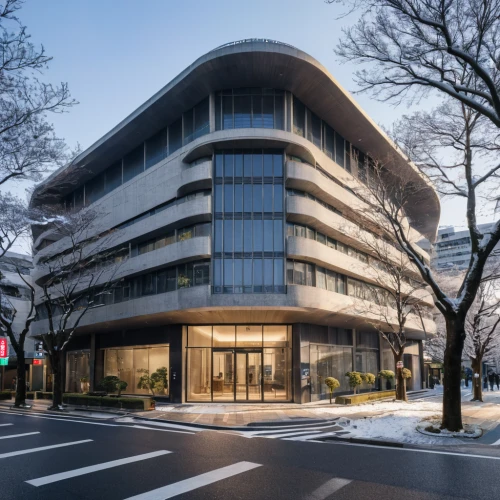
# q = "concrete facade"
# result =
<box><xmin>29</xmin><ymin>40</ymin><xmax>438</xmax><ymax>403</ymax></box>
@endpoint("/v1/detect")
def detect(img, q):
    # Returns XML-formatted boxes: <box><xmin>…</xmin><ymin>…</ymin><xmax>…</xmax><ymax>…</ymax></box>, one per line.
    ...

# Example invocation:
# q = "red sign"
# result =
<box><xmin>32</xmin><ymin>359</ymin><xmax>42</xmax><ymax>365</ymax></box>
<box><xmin>0</xmin><ymin>338</ymin><xmax>8</xmax><ymax>358</ymax></box>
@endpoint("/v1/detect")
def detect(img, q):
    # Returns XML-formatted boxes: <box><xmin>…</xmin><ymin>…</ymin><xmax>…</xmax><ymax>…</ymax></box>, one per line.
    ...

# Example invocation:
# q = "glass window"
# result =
<box><xmin>253</xmin><ymin>152</ymin><xmax>263</xmax><ymax>177</ymax></box>
<box><xmin>194</xmin><ymin>263</ymin><xmax>210</xmax><ymax>285</ymax></box>
<box><xmin>224</xmin><ymin>184</ymin><xmax>233</xmax><ymax>213</ymax></box>
<box><xmin>317</xmin><ymin>266</ymin><xmax>326</xmax><ymax>289</ymax></box>
<box><xmin>215</xmin><ymin>220</ymin><xmax>223</xmax><ymax>252</ymax></box>
<box><xmin>294</xmin><ymin>261</ymin><xmax>306</xmax><ymax>285</ymax></box>
<box><xmin>273</xmin><ymin>184</ymin><xmax>283</xmax><ymax>212</ymax></box>
<box><xmin>215</xmin><ymin>153</ymin><xmax>223</xmax><ymax>177</ymax></box>
<box><xmin>234</xmin><ymin>95</ymin><xmax>251</xmax><ymax>128</ymax></box>
<box><xmin>344</xmin><ymin>141</ymin><xmax>351</xmax><ymax>172</ymax></box>
<box><xmin>234</xmin><ymin>220</ymin><xmax>243</xmax><ymax>252</ymax></box>
<box><xmin>193</xmin><ymin>97</ymin><xmax>209</xmax><ymax>140</ymax></box>
<box><xmin>213</xmin><ymin>325</ymin><xmax>235</xmax><ymax>347</ymax></box>
<box><xmin>286</xmin><ymin>260</ymin><xmax>294</xmax><ymax>285</ymax></box>
<box><xmin>244</xmin><ymin>220</ymin><xmax>252</xmax><ymax>252</ymax></box>
<box><xmin>187</xmin><ymin>347</ymin><xmax>211</xmax><ymax>401</ymax></box>
<box><xmin>264</xmin><ymin>220</ymin><xmax>274</xmax><ymax>252</ymax></box>
<box><xmin>274</xmin><ymin>94</ymin><xmax>284</xmax><ymax>131</ymax></box>
<box><xmin>223</xmin><ymin>220</ymin><xmax>233</xmax><ymax>252</ymax></box>
<box><xmin>263</xmin><ymin>184</ymin><xmax>273</xmax><ymax>213</ymax></box>
<box><xmin>237</xmin><ymin>325</ymin><xmax>262</xmax><ymax>347</ymax></box>
<box><xmin>252</xmin><ymin>94</ymin><xmax>263</xmax><ymax>127</ymax></box>
<box><xmin>263</xmin><ymin>154</ymin><xmax>273</xmax><ymax>177</ymax></box>
<box><xmin>253</xmin><ymin>184</ymin><xmax>262</xmax><ymax>213</ymax></box>
<box><xmin>274</xmin><ymin>259</ymin><xmax>284</xmax><ymax>291</ymax></box>
<box><xmin>141</xmin><ymin>274</ymin><xmax>155</xmax><ymax>295</ymax></box>
<box><xmin>253</xmin><ymin>220</ymin><xmax>263</xmax><ymax>252</ymax></box>
<box><xmin>74</xmin><ymin>186</ymin><xmax>84</xmax><ymax>209</ymax></box>
<box><xmin>169</xmin><ymin>118</ymin><xmax>182</xmax><ymax>154</ymax></box>
<box><xmin>274</xmin><ymin>220</ymin><xmax>283</xmax><ymax>252</ymax></box>
<box><xmin>223</xmin><ymin>95</ymin><xmax>233</xmax><ymax>129</ymax></box>
<box><xmin>273</xmin><ymin>154</ymin><xmax>283</xmax><ymax>177</ymax></box>
<box><xmin>253</xmin><ymin>259</ymin><xmax>263</xmax><ymax>292</ymax></box>
<box><xmin>243</xmin><ymin>153</ymin><xmax>252</xmax><ymax>177</ymax></box>
<box><xmin>234</xmin><ymin>153</ymin><xmax>243</xmax><ymax>177</ymax></box>
<box><xmin>326</xmin><ymin>269</ymin><xmax>336</xmax><ymax>292</ymax></box>
<box><xmin>310</xmin><ymin>112</ymin><xmax>322</xmax><ymax>149</ymax></box>
<box><xmin>166</xmin><ymin>267</ymin><xmax>176</xmax><ymax>291</ymax></box>
<box><xmin>234</xmin><ymin>183</ymin><xmax>243</xmax><ymax>212</ymax></box>
<box><xmin>234</xmin><ymin>259</ymin><xmax>243</xmax><ymax>292</ymax></box>
<box><xmin>323</xmin><ymin>123</ymin><xmax>335</xmax><ymax>159</ymax></box>
<box><xmin>293</xmin><ymin>97</ymin><xmax>305</xmax><ymax>137</ymax></box>
<box><xmin>178</xmin><ymin>226</ymin><xmax>194</xmax><ymax>242</ymax></box>
<box><xmin>224</xmin><ymin>152</ymin><xmax>233</xmax><ymax>178</ymax></box>
<box><xmin>262</xmin><ymin>96</ymin><xmax>274</xmax><ymax>128</ymax></box>
<box><xmin>196</xmin><ymin>222</ymin><xmax>211</xmax><ymax>237</ymax></box>
<box><xmin>85</xmin><ymin>173</ymin><xmax>105</xmax><ymax>205</ymax></box>
<box><xmin>335</xmin><ymin>132</ymin><xmax>345</xmax><ymax>168</ymax></box>
<box><xmin>295</xmin><ymin>225</ymin><xmax>305</xmax><ymax>238</ymax></box>
<box><xmin>243</xmin><ymin>184</ymin><xmax>252</xmax><ymax>212</ymax></box>
<box><xmin>123</xmin><ymin>145</ymin><xmax>144</xmax><ymax>183</ymax></box>
<box><xmin>264</xmin><ymin>325</ymin><xmax>287</xmax><ymax>346</ymax></box>
<box><xmin>215</xmin><ymin>184</ymin><xmax>223</xmax><ymax>213</ymax></box>
<box><xmin>243</xmin><ymin>258</ymin><xmax>252</xmax><ymax>291</ymax></box>
<box><xmin>183</xmin><ymin>109</ymin><xmax>194</xmax><ymax>145</ymax></box>
<box><xmin>337</xmin><ymin>275</ymin><xmax>345</xmax><ymax>294</ymax></box>
<box><xmin>105</xmin><ymin>161</ymin><xmax>122</xmax><ymax>192</ymax></box>
<box><xmin>213</xmin><ymin>258</ymin><xmax>222</xmax><ymax>288</ymax></box>
<box><xmin>317</xmin><ymin>233</ymin><xmax>326</xmax><ymax>245</ymax></box>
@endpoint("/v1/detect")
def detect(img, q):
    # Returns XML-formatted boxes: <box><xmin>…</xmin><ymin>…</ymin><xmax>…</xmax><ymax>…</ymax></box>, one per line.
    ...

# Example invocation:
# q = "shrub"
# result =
<box><xmin>402</xmin><ymin>368</ymin><xmax>412</xmax><ymax>379</ymax></box>
<box><xmin>62</xmin><ymin>394</ymin><xmax>148</xmax><ymax>410</ymax></box>
<box><xmin>97</xmin><ymin>376</ymin><xmax>121</xmax><ymax>393</ymax></box>
<box><xmin>378</xmin><ymin>370</ymin><xmax>395</xmax><ymax>380</ymax></box>
<box><xmin>116</xmin><ymin>380</ymin><xmax>128</xmax><ymax>397</ymax></box>
<box><xmin>345</xmin><ymin>371</ymin><xmax>363</xmax><ymax>394</ymax></box>
<box><xmin>361</xmin><ymin>373</ymin><xmax>376</xmax><ymax>387</ymax></box>
<box><xmin>0</xmin><ymin>391</ymin><xmax>12</xmax><ymax>400</ymax></box>
<box><xmin>324</xmin><ymin>377</ymin><xmax>340</xmax><ymax>403</ymax></box>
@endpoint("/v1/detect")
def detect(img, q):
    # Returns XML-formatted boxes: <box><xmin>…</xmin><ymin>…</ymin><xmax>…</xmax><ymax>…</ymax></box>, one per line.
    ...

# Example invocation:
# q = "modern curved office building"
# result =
<box><xmin>30</xmin><ymin>39</ymin><xmax>438</xmax><ymax>403</ymax></box>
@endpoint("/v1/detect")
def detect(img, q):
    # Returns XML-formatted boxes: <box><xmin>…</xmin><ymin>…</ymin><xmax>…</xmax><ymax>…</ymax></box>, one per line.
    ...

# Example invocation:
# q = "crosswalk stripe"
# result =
<box><xmin>306</xmin><ymin>478</ymin><xmax>352</xmax><ymax>500</ymax></box>
<box><xmin>124</xmin><ymin>461</ymin><xmax>262</xmax><ymax>500</ymax></box>
<box><xmin>26</xmin><ymin>450</ymin><xmax>172</xmax><ymax>486</ymax></box>
<box><xmin>258</xmin><ymin>430</ymin><xmax>324</xmax><ymax>439</ymax></box>
<box><xmin>0</xmin><ymin>432</ymin><xmax>40</xmax><ymax>440</ymax></box>
<box><xmin>243</xmin><ymin>423</ymin><xmax>342</xmax><ymax>437</ymax></box>
<box><xmin>283</xmin><ymin>432</ymin><xmax>328</xmax><ymax>441</ymax></box>
<box><xmin>0</xmin><ymin>423</ymin><xmax>13</xmax><ymax>427</ymax></box>
<box><xmin>0</xmin><ymin>439</ymin><xmax>93</xmax><ymax>459</ymax></box>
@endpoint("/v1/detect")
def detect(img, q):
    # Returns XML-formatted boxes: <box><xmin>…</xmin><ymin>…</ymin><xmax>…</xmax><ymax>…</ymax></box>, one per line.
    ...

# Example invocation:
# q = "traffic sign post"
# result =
<box><xmin>396</xmin><ymin>361</ymin><xmax>404</xmax><ymax>369</ymax></box>
<box><xmin>0</xmin><ymin>358</ymin><xmax>8</xmax><ymax>366</ymax></box>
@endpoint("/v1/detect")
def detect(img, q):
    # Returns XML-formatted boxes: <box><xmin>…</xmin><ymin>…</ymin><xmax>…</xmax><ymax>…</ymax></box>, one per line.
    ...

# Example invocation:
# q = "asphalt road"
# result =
<box><xmin>0</xmin><ymin>409</ymin><xmax>500</xmax><ymax>499</ymax></box>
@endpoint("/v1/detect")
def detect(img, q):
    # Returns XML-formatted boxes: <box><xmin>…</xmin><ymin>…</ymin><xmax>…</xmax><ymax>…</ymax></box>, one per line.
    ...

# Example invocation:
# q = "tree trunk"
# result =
<box><xmin>471</xmin><ymin>357</ymin><xmax>483</xmax><ymax>402</ymax></box>
<box><xmin>394</xmin><ymin>351</ymin><xmax>407</xmax><ymax>402</ymax></box>
<box><xmin>442</xmin><ymin>316</ymin><xmax>466</xmax><ymax>431</ymax></box>
<box><xmin>14</xmin><ymin>349</ymin><xmax>27</xmax><ymax>407</ymax></box>
<box><xmin>49</xmin><ymin>350</ymin><xmax>65</xmax><ymax>410</ymax></box>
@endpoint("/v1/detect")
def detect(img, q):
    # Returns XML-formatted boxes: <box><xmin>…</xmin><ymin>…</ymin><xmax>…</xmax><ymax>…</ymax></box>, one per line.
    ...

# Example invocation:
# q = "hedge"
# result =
<box><xmin>62</xmin><ymin>393</ymin><xmax>152</xmax><ymax>410</ymax></box>
<box><xmin>0</xmin><ymin>391</ymin><xmax>12</xmax><ymax>400</ymax></box>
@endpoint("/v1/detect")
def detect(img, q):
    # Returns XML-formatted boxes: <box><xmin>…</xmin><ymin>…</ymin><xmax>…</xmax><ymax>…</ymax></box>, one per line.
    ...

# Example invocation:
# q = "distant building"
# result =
<box><xmin>0</xmin><ymin>251</ymin><xmax>40</xmax><ymax>390</ymax></box>
<box><xmin>432</xmin><ymin>223</ymin><xmax>500</xmax><ymax>271</ymax></box>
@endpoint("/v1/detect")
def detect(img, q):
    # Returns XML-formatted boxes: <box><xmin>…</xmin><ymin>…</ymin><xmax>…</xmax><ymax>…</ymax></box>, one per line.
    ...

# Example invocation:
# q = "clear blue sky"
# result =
<box><xmin>13</xmin><ymin>0</ymin><xmax>471</xmax><ymax>239</ymax></box>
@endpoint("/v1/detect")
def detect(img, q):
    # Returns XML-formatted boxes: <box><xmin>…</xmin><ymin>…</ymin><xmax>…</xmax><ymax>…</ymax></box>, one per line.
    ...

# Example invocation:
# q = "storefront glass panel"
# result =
<box><xmin>65</xmin><ymin>350</ymin><xmax>90</xmax><ymax>393</ymax></box>
<box><xmin>103</xmin><ymin>345</ymin><xmax>169</xmax><ymax>396</ymax></box>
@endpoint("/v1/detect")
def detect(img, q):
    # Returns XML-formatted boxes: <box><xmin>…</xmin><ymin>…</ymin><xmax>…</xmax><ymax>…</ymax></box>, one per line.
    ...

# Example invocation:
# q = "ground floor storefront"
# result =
<box><xmin>59</xmin><ymin>323</ymin><xmax>425</xmax><ymax>404</ymax></box>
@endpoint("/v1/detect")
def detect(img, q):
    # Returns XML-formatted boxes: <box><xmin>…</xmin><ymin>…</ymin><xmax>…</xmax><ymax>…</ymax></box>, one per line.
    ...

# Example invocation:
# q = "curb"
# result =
<box><xmin>316</xmin><ymin>435</ymin><xmax>405</xmax><ymax>448</ymax></box>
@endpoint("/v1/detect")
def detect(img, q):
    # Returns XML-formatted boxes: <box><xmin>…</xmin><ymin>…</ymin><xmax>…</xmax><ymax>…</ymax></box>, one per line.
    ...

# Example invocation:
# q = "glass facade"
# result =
<box><xmin>186</xmin><ymin>325</ymin><xmax>291</xmax><ymax>402</ymax></box>
<box><xmin>213</xmin><ymin>150</ymin><xmax>285</xmax><ymax>294</ymax></box>
<box><xmin>65</xmin><ymin>350</ymin><xmax>90</xmax><ymax>393</ymax></box>
<box><xmin>103</xmin><ymin>345</ymin><xmax>170</xmax><ymax>396</ymax></box>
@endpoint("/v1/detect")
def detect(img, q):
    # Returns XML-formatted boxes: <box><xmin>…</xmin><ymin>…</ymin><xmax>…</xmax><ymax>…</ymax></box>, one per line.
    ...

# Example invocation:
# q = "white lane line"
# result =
<box><xmin>118</xmin><ymin>419</ymin><xmax>204</xmax><ymax>432</ymax></box>
<box><xmin>306</xmin><ymin>478</ymin><xmax>352</xmax><ymax>500</ymax></box>
<box><xmin>26</xmin><ymin>450</ymin><xmax>171</xmax><ymax>487</ymax></box>
<box><xmin>331</xmin><ymin>441</ymin><xmax>500</xmax><ymax>460</ymax></box>
<box><xmin>131</xmin><ymin>425</ymin><xmax>194</xmax><ymax>435</ymax></box>
<box><xmin>0</xmin><ymin>439</ymin><xmax>93</xmax><ymax>459</ymax></box>
<box><xmin>257</xmin><ymin>430</ymin><xmax>324</xmax><ymax>439</ymax></box>
<box><xmin>0</xmin><ymin>431</ymin><xmax>40</xmax><ymax>440</ymax></box>
<box><xmin>124</xmin><ymin>461</ymin><xmax>262</xmax><ymax>500</ymax></box>
<box><xmin>283</xmin><ymin>432</ymin><xmax>329</xmax><ymax>441</ymax></box>
<box><xmin>0</xmin><ymin>423</ymin><xmax>13</xmax><ymax>427</ymax></box>
<box><xmin>243</xmin><ymin>423</ymin><xmax>341</xmax><ymax>437</ymax></box>
<box><xmin>490</xmin><ymin>437</ymin><xmax>500</xmax><ymax>446</ymax></box>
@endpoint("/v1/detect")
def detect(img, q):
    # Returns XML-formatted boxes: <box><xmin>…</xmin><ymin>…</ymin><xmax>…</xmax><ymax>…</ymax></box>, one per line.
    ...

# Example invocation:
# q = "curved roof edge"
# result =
<box><xmin>32</xmin><ymin>39</ymin><xmax>440</xmax><ymax>240</ymax></box>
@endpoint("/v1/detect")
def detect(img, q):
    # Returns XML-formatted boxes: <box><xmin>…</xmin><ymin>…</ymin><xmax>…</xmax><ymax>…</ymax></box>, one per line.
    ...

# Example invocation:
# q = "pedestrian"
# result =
<box><xmin>489</xmin><ymin>372</ymin><xmax>495</xmax><ymax>391</ymax></box>
<box><xmin>484</xmin><ymin>375</ymin><xmax>488</xmax><ymax>390</ymax></box>
<box><xmin>496</xmin><ymin>373</ymin><xmax>500</xmax><ymax>391</ymax></box>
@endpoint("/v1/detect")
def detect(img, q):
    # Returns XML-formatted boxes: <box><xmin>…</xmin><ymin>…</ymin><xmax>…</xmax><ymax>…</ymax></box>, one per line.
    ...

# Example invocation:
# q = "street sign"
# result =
<box><xmin>32</xmin><ymin>359</ymin><xmax>42</xmax><ymax>365</ymax></box>
<box><xmin>0</xmin><ymin>338</ymin><xmax>8</xmax><ymax>358</ymax></box>
<box><xmin>396</xmin><ymin>361</ymin><xmax>404</xmax><ymax>369</ymax></box>
<box><xmin>0</xmin><ymin>358</ymin><xmax>8</xmax><ymax>366</ymax></box>
<box><xmin>35</xmin><ymin>341</ymin><xmax>44</xmax><ymax>352</ymax></box>
<box><xmin>34</xmin><ymin>352</ymin><xmax>44</xmax><ymax>358</ymax></box>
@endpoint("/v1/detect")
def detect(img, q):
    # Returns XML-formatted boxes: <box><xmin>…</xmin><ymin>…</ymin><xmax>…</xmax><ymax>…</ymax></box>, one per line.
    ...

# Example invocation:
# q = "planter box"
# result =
<box><xmin>335</xmin><ymin>389</ymin><xmax>396</xmax><ymax>405</ymax></box>
<box><xmin>0</xmin><ymin>391</ymin><xmax>12</xmax><ymax>400</ymax></box>
<box><xmin>62</xmin><ymin>393</ymin><xmax>154</xmax><ymax>411</ymax></box>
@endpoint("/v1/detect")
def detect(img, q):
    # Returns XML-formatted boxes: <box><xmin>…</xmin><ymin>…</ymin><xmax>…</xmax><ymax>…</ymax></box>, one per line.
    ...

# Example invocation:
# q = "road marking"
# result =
<box><xmin>26</xmin><ymin>450</ymin><xmax>171</xmax><ymax>487</ymax></box>
<box><xmin>331</xmin><ymin>441</ymin><xmax>500</xmax><ymax>460</ymax></box>
<box><xmin>243</xmin><ymin>423</ymin><xmax>342</xmax><ymax>437</ymax></box>
<box><xmin>0</xmin><ymin>423</ymin><xmax>13</xmax><ymax>426</ymax></box>
<box><xmin>0</xmin><ymin>439</ymin><xmax>93</xmax><ymax>459</ymax></box>
<box><xmin>124</xmin><ymin>461</ymin><xmax>262</xmax><ymax>500</ymax></box>
<box><xmin>284</xmin><ymin>432</ymin><xmax>329</xmax><ymax>441</ymax></box>
<box><xmin>0</xmin><ymin>431</ymin><xmax>40</xmax><ymax>440</ymax></box>
<box><xmin>258</xmin><ymin>430</ymin><xmax>324</xmax><ymax>439</ymax></box>
<box><xmin>131</xmin><ymin>425</ymin><xmax>194</xmax><ymax>435</ymax></box>
<box><xmin>490</xmin><ymin>438</ymin><xmax>500</xmax><ymax>446</ymax></box>
<box><xmin>306</xmin><ymin>478</ymin><xmax>352</xmax><ymax>500</ymax></box>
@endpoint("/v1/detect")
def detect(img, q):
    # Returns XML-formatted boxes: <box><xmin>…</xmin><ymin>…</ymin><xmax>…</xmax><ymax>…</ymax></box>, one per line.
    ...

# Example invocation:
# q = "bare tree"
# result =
<box><xmin>35</xmin><ymin>208</ymin><xmax>124</xmax><ymax>410</ymax></box>
<box><xmin>0</xmin><ymin>265</ymin><xmax>35</xmax><ymax>407</ymax></box>
<box><xmin>0</xmin><ymin>193</ymin><xmax>29</xmax><ymax>259</ymax></box>
<box><xmin>347</xmin><ymin>228</ymin><xmax>431</xmax><ymax>401</ymax></box>
<box><xmin>0</xmin><ymin>0</ymin><xmax>75</xmax><ymax>187</ymax></box>
<box><xmin>426</xmin><ymin>276</ymin><xmax>500</xmax><ymax>402</ymax></box>
<box><xmin>328</xmin><ymin>0</ymin><xmax>500</xmax><ymax>430</ymax></box>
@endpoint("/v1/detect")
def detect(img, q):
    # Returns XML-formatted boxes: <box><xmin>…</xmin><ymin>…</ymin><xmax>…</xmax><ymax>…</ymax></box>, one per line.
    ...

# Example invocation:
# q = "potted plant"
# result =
<box><xmin>324</xmin><ymin>377</ymin><xmax>340</xmax><ymax>403</ymax></box>
<box><xmin>345</xmin><ymin>371</ymin><xmax>363</xmax><ymax>394</ymax></box>
<box><xmin>80</xmin><ymin>376</ymin><xmax>89</xmax><ymax>393</ymax></box>
<box><xmin>378</xmin><ymin>370</ymin><xmax>395</xmax><ymax>390</ymax></box>
<box><xmin>361</xmin><ymin>372</ymin><xmax>376</xmax><ymax>391</ymax></box>
<box><xmin>402</xmin><ymin>368</ymin><xmax>412</xmax><ymax>395</ymax></box>
<box><xmin>177</xmin><ymin>274</ymin><xmax>191</xmax><ymax>288</ymax></box>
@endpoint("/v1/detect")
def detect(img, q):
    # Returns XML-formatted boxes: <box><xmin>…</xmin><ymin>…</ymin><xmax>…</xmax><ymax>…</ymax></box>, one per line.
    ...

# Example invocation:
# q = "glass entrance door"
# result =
<box><xmin>212</xmin><ymin>350</ymin><xmax>234</xmax><ymax>401</ymax></box>
<box><xmin>236</xmin><ymin>351</ymin><xmax>262</xmax><ymax>401</ymax></box>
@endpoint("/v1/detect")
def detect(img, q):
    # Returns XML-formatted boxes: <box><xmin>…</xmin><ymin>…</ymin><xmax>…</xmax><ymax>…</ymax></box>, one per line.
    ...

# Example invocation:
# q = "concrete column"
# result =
<box><xmin>89</xmin><ymin>333</ymin><xmax>96</xmax><ymax>392</ymax></box>
<box><xmin>209</xmin><ymin>92</ymin><xmax>216</xmax><ymax>132</ymax></box>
